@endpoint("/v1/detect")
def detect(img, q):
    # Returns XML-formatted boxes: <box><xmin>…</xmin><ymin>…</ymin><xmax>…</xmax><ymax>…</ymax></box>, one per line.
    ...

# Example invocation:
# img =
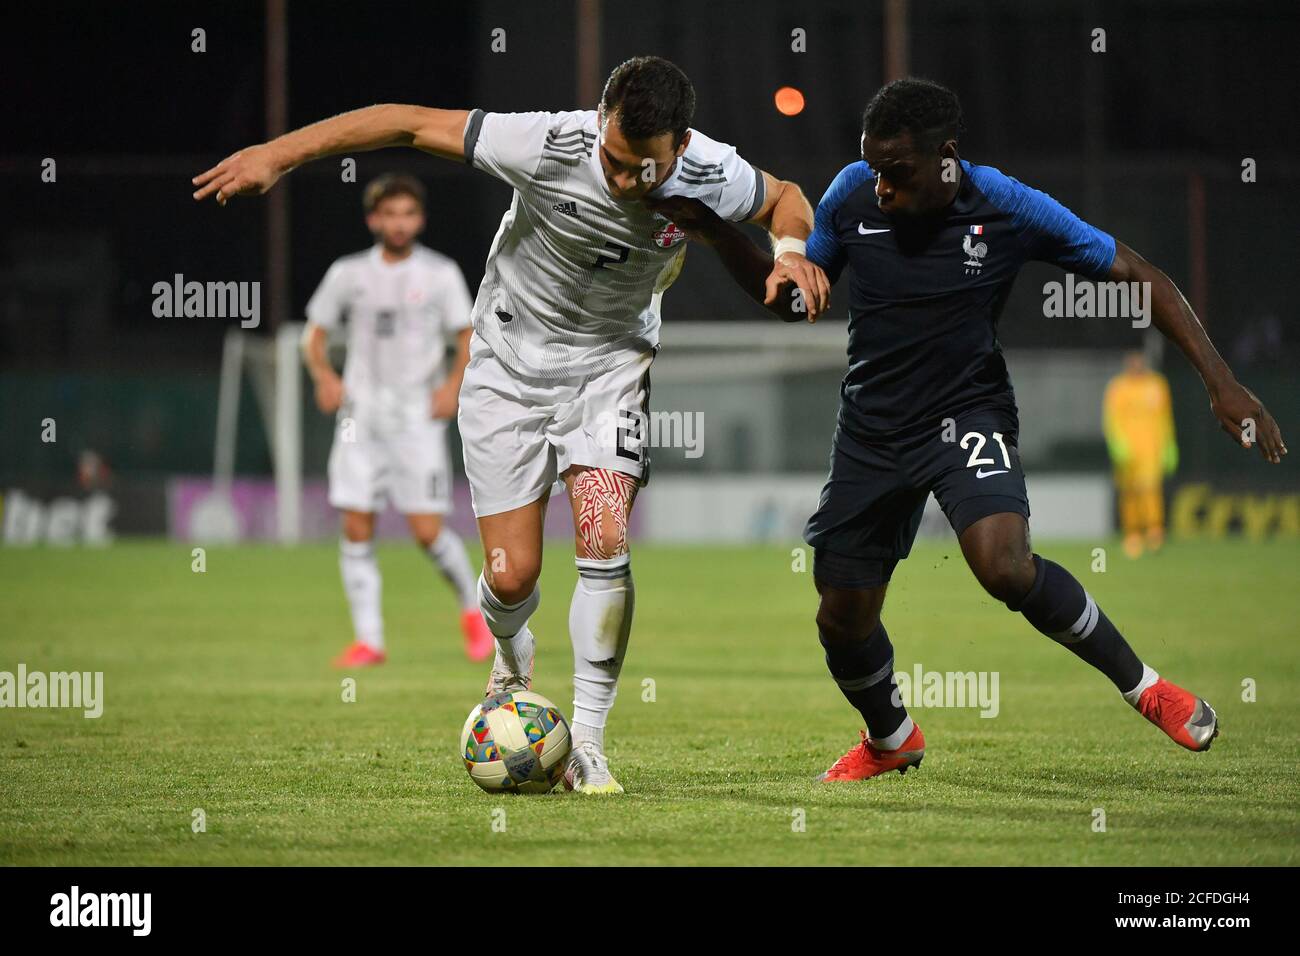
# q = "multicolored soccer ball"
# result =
<box><xmin>460</xmin><ymin>691</ymin><xmax>571</xmax><ymax>794</ymax></box>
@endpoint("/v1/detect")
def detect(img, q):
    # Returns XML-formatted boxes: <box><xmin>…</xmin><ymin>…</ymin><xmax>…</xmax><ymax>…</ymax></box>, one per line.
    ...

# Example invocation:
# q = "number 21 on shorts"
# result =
<box><xmin>960</xmin><ymin>431</ymin><xmax>1011</xmax><ymax>477</ymax></box>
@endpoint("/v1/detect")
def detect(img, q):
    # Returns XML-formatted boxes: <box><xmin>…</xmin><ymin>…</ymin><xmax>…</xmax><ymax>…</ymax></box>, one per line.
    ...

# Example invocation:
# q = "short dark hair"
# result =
<box><xmin>862</xmin><ymin>78</ymin><xmax>964</xmax><ymax>151</ymax></box>
<box><xmin>363</xmin><ymin>173</ymin><xmax>426</xmax><ymax>213</ymax></box>
<box><xmin>600</xmin><ymin>56</ymin><xmax>696</xmax><ymax>145</ymax></box>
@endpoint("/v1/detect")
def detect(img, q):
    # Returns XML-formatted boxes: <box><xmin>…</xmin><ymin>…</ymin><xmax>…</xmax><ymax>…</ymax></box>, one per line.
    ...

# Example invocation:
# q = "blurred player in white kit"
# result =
<box><xmin>302</xmin><ymin>174</ymin><xmax>494</xmax><ymax>668</ymax></box>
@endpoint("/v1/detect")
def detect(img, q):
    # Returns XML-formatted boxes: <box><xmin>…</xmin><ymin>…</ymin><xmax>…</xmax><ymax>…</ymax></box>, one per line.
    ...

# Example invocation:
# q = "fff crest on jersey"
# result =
<box><xmin>963</xmin><ymin>224</ymin><xmax>988</xmax><ymax>275</ymax></box>
<box><xmin>652</xmin><ymin>222</ymin><xmax>688</xmax><ymax>248</ymax></box>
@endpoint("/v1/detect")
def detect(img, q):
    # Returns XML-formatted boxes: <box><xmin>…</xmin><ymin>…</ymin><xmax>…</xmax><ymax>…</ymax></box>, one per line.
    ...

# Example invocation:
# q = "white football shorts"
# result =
<box><xmin>457</xmin><ymin>332</ymin><xmax>655</xmax><ymax>517</ymax></box>
<box><xmin>327</xmin><ymin>404</ymin><xmax>453</xmax><ymax>515</ymax></box>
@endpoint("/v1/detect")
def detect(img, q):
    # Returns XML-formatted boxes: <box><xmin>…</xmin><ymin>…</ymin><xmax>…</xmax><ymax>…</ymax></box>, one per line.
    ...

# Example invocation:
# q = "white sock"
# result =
<box><xmin>1121</xmin><ymin>663</ymin><xmax>1160</xmax><ymax>707</ymax></box>
<box><xmin>339</xmin><ymin>538</ymin><xmax>383</xmax><ymax>650</ymax></box>
<box><xmin>569</xmin><ymin>555</ymin><xmax>633</xmax><ymax>731</ymax></box>
<box><xmin>573</xmin><ymin>722</ymin><xmax>604</xmax><ymax>750</ymax></box>
<box><xmin>478</xmin><ymin>573</ymin><xmax>538</xmax><ymax>677</ymax></box>
<box><xmin>426</xmin><ymin>528</ymin><xmax>477</xmax><ymax>609</ymax></box>
<box><xmin>870</xmin><ymin>715</ymin><xmax>914</xmax><ymax>752</ymax></box>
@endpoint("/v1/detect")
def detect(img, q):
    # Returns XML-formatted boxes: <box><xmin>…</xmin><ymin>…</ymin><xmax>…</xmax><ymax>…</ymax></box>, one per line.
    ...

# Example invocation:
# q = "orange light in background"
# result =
<box><xmin>774</xmin><ymin>86</ymin><xmax>805</xmax><ymax>116</ymax></box>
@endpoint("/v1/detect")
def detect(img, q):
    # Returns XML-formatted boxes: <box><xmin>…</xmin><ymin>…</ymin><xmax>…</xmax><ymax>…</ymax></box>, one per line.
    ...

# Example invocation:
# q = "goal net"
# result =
<box><xmin>196</xmin><ymin>322</ymin><xmax>307</xmax><ymax>544</ymax></box>
<box><xmin>649</xmin><ymin>319</ymin><xmax>850</xmax><ymax>474</ymax></box>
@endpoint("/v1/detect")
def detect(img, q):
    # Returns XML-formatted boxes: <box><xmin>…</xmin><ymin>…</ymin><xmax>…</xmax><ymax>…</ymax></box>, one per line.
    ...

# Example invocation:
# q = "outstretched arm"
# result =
<box><xmin>1108</xmin><ymin>240</ymin><xmax>1286</xmax><ymax>464</ymax></box>
<box><xmin>192</xmin><ymin>105</ymin><xmax>471</xmax><ymax>205</ymax></box>
<box><xmin>644</xmin><ymin>194</ymin><xmax>816</xmax><ymax>322</ymax></box>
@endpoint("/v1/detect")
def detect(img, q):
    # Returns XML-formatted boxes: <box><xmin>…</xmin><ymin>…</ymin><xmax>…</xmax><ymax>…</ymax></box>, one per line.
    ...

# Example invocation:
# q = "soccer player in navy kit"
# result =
<box><xmin>656</xmin><ymin>78</ymin><xmax>1285</xmax><ymax>781</ymax></box>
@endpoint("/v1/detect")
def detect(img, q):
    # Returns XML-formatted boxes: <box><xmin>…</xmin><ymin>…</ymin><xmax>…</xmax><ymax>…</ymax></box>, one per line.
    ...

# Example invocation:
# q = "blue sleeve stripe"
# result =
<box><xmin>964</xmin><ymin>161</ymin><xmax>1116</xmax><ymax>278</ymax></box>
<box><xmin>804</xmin><ymin>213</ymin><xmax>840</xmax><ymax>272</ymax></box>
<box><xmin>805</xmin><ymin>161</ymin><xmax>872</xmax><ymax>275</ymax></box>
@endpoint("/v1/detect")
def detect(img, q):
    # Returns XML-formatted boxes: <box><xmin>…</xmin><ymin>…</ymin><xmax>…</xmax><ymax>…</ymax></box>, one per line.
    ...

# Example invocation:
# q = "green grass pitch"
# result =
<box><xmin>1</xmin><ymin>538</ymin><xmax>1297</xmax><ymax>866</ymax></box>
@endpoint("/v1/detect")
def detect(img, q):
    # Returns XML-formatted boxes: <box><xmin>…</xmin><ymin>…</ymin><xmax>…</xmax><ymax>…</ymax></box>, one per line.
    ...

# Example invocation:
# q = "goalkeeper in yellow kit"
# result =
<box><xmin>1104</xmin><ymin>352</ymin><xmax>1178</xmax><ymax>557</ymax></box>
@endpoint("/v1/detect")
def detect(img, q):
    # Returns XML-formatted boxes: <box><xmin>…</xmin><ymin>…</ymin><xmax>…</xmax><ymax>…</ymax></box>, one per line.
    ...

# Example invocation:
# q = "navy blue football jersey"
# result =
<box><xmin>805</xmin><ymin>159</ymin><xmax>1116</xmax><ymax>440</ymax></box>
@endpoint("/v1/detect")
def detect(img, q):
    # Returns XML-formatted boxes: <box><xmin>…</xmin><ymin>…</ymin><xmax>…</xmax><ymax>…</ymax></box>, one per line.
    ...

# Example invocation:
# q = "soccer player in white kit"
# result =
<box><xmin>194</xmin><ymin>56</ymin><xmax>830</xmax><ymax>793</ymax></box>
<box><xmin>302</xmin><ymin>174</ymin><xmax>494</xmax><ymax>668</ymax></box>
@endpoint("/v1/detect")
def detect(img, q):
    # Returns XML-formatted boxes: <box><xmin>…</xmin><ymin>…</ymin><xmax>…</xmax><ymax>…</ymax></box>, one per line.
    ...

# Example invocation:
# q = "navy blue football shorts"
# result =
<box><xmin>804</xmin><ymin>406</ymin><xmax>1030</xmax><ymax>590</ymax></box>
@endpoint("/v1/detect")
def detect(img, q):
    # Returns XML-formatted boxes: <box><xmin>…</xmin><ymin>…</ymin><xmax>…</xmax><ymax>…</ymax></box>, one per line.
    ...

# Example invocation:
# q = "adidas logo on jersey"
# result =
<box><xmin>552</xmin><ymin>200</ymin><xmax>579</xmax><ymax>217</ymax></box>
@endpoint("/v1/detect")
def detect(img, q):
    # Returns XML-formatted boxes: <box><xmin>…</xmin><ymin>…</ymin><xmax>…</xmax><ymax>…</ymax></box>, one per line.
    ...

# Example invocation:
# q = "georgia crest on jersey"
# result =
<box><xmin>463</xmin><ymin>109</ymin><xmax>765</xmax><ymax>379</ymax></box>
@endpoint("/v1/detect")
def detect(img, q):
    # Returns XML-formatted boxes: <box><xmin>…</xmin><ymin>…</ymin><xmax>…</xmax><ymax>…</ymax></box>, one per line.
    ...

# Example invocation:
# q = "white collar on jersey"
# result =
<box><xmin>369</xmin><ymin>243</ymin><xmax>418</xmax><ymax>267</ymax></box>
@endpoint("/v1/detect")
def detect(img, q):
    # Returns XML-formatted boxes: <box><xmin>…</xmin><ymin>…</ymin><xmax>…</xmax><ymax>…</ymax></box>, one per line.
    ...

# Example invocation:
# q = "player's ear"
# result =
<box><xmin>939</xmin><ymin>139</ymin><xmax>959</xmax><ymax>162</ymax></box>
<box><xmin>365</xmin><ymin>211</ymin><xmax>380</xmax><ymax>235</ymax></box>
<box><xmin>675</xmin><ymin>129</ymin><xmax>691</xmax><ymax>157</ymax></box>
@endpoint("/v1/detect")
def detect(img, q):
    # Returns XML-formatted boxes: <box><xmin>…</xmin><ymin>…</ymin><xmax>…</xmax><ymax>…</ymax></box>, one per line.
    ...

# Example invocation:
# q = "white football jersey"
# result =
<box><xmin>464</xmin><ymin>109</ymin><xmax>765</xmax><ymax>379</ymax></box>
<box><xmin>306</xmin><ymin>244</ymin><xmax>473</xmax><ymax>413</ymax></box>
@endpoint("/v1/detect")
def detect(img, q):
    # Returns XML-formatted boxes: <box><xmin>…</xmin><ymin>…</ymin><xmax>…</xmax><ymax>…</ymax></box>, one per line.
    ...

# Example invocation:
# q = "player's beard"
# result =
<box><xmin>381</xmin><ymin>236</ymin><xmax>415</xmax><ymax>256</ymax></box>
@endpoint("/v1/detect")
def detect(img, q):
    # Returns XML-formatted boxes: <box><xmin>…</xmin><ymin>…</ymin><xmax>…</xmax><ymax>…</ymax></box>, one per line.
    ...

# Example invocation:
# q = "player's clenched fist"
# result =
<box><xmin>192</xmin><ymin>143</ymin><xmax>284</xmax><ymax>205</ymax></box>
<box><xmin>766</xmin><ymin>253</ymin><xmax>830</xmax><ymax>323</ymax></box>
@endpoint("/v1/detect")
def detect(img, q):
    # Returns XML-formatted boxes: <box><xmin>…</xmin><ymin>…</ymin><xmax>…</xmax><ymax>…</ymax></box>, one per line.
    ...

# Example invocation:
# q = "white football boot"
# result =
<box><xmin>563</xmin><ymin>739</ymin><xmax>624</xmax><ymax>795</ymax></box>
<box><xmin>482</xmin><ymin>648</ymin><xmax>531</xmax><ymax>697</ymax></box>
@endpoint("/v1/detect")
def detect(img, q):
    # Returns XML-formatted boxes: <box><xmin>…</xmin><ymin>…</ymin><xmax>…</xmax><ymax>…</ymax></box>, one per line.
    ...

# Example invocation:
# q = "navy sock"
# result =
<box><xmin>1009</xmin><ymin>554</ymin><xmax>1144</xmax><ymax>693</ymax></box>
<box><xmin>819</xmin><ymin>621</ymin><xmax>908</xmax><ymax>740</ymax></box>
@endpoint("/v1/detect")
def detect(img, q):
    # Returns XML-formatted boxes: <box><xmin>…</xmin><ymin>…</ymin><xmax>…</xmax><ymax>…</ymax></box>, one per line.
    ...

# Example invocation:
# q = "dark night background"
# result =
<box><xmin>1</xmin><ymin>0</ymin><xmax>1297</xmax><ymax>481</ymax></box>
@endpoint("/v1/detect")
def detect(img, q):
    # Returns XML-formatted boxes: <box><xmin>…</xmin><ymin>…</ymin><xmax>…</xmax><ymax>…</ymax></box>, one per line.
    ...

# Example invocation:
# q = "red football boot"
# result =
<box><xmin>332</xmin><ymin>640</ymin><xmax>387</xmax><ymax>668</ymax></box>
<box><xmin>460</xmin><ymin>609</ymin><xmax>494</xmax><ymax>662</ymax></box>
<box><xmin>818</xmin><ymin>723</ymin><xmax>926</xmax><ymax>782</ymax></box>
<box><xmin>1136</xmin><ymin>678</ymin><xmax>1218</xmax><ymax>751</ymax></box>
